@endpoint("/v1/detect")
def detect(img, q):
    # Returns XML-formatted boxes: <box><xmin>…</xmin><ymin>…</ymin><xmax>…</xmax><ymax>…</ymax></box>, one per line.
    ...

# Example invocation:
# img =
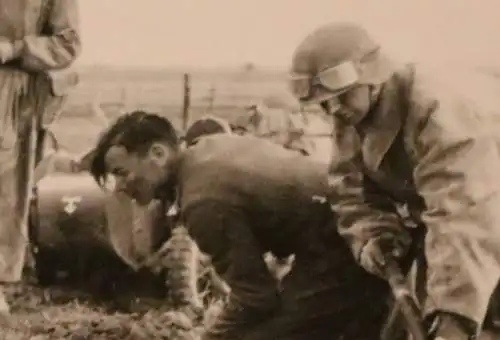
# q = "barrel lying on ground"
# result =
<box><xmin>31</xmin><ymin>171</ymin><xmax>178</xmax><ymax>298</ymax></box>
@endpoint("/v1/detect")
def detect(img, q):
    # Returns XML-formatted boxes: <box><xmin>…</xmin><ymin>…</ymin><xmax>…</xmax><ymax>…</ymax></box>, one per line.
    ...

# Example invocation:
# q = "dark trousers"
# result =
<box><xmin>244</xmin><ymin>213</ymin><xmax>391</xmax><ymax>340</ymax></box>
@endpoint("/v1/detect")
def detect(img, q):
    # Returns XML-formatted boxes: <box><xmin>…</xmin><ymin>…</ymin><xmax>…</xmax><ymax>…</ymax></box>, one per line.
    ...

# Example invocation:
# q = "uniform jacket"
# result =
<box><xmin>174</xmin><ymin>134</ymin><xmax>387</xmax><ymax>339</ymax></box>
<box><xmin>328</xmin><ymin>63</ymin><xmax>500</xmax><ymax>333</ymax></box>
<box><xmin>0</xmin><ymin>0</ymin><xmax>80</xmax><ymax>282</ymax></box>
<box><xmin>0</xmin><ymin>0</ymin><xmax>81</xmax><ymax>132</ymax></box>
<box><xmin>0</xmin><ymin>0</ymin><xmax>80</xmax><ymax>72</ymax></box>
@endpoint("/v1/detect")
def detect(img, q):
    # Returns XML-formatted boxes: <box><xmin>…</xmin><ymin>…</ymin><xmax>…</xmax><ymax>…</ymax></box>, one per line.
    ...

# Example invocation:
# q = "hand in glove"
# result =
<box><xmin>359</xmin><ymin>232</ymin><xmax>412</xmax><ymax>278</ymax></box>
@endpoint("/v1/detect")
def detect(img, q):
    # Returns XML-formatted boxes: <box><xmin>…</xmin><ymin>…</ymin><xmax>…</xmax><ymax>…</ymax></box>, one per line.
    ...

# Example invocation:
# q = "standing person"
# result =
<box><xmin>0</xmin><ymin>0</ymin><xmax>81</xmax><ymax>314</ymax></box>
<box><xmin>88</xmin><ymin>110</ymin><xmax>392</xmax><ymax>340</ymax></box>
<box><xmin>289</xmin><ymin>22</ymin><xmax>500</xmax><ymax>339</ymax></box>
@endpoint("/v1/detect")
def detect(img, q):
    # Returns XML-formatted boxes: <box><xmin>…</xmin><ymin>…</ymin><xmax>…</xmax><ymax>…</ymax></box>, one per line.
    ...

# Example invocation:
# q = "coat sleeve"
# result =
<box><xmin>184</xmin><ymin>200</ymin><xmax>280</xmax><ymax>340</ymax></box>
<box><xmin>412</xmin><ymin>99</ymin><xmax>500</xmax><ymax>332</ymax></box>
<box><xmin>17</xmin><ymin>0</ymin><xmax>81</xmax><ymax>71</ymax></box>
<box><xmin>327</xmin><ymin>121</ymin><xmax>407</xmax><ymax>262</ymax></box>
<box><xmin>162</xmin><ymin>226</ymin><xmax>205</xmax><ymax>314</ymax></box>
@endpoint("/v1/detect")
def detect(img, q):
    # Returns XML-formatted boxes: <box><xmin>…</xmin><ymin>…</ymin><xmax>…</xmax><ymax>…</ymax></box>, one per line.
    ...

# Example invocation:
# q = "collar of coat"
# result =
<box><xmin>358</xmin><ymin>63</ymin><xmax>416</xmax><ymax>171</ymax></box>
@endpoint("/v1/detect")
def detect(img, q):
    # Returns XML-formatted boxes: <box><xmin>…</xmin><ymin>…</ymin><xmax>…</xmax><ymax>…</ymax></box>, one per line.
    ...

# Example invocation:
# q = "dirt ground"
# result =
<box><xmin>2</xmin><ymin>276</ymin><xmax>212</xmax><ymax>340</ymax></box>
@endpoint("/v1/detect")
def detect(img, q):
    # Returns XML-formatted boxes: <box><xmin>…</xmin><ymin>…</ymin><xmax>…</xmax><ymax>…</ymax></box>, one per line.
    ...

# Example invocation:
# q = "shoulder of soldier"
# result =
<box><xmin>402</xmin><ymin>63</ymin><xmax>496</xmax><ymax>144</ymax></box>
<box><xmin>179</xmin><ymin>133</ymin><xmax>313</xmax><ymax>181</ymax></box>
<box><xmin>177</xmin><ymin>134</ymin><xmax>255</xmax><ymax>187</ymax></box>
<box><xmin>385</xmin><ymin>63</ymin><xmax>460</xmax><ymax>127</ymax></box>
<box><xmin>409</xmin><ymin>63</ymin><xmax>483</xmax><ymax>111</ymax></box>
<box><xmin>176</xmin><ymin>136</ymin><xmax>251</xmax><ymax>214</ymax></box>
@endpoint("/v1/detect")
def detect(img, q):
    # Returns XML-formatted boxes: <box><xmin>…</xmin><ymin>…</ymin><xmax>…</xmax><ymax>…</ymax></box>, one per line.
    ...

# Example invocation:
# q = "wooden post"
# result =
<box><xmin>182</xmin><ymin>73</ymin><xmax>191</xmax><ymax>131</ymax></box>
<box><xmin>119</xmin><ymin>87</ymin><xmax>127</xmax><ymax>114</ymax></box>
<box><xmin>207</xmin><ymin>85</ymin><xmax>216</xmax><ymax>113</ymax></box>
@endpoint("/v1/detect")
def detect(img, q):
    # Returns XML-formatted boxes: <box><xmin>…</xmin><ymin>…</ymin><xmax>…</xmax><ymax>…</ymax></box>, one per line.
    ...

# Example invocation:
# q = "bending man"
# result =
<box><xmin>88</xmin><ymin>110</ymin><xmax>391</xmax><ymax>340</ymax></box>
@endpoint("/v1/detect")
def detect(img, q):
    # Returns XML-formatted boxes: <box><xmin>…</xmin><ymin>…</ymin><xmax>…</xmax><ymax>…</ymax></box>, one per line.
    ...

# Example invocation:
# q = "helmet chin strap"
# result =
<box><xmin>319</xmin><ymin>97</ymin><xmax>342</xmax><ymax>116</ymax></box>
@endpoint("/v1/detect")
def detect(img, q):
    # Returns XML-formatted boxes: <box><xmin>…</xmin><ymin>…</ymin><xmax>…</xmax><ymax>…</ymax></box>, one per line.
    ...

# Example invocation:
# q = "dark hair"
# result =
<box><xmin>89</xmin><ymin>110</ymin><xmax>179</xmax><ymax>187</ymax></box>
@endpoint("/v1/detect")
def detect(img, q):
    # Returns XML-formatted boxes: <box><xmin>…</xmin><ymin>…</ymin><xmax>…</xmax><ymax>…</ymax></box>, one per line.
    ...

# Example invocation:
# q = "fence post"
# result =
<box><xmin>207</xmin><ymin>85</ymin><xmax>216</xmax><ymax>113</ymax></box>
<box><xmin>182</xmin><ymin>73</ymin><xmax>191</xmax><ymax>131</ymax></box>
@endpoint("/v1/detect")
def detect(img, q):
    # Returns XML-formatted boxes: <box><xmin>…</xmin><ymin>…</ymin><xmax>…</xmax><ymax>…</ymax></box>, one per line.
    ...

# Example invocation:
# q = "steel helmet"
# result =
<box><xmin>290</xmin><ymin>22</ymin><xmax>397</xmax><ymax>103</ymax></box>
<box><xmin>184</xmin><ymin>115</ymin><xmax>232</xmax><ymax>147</ymax></box>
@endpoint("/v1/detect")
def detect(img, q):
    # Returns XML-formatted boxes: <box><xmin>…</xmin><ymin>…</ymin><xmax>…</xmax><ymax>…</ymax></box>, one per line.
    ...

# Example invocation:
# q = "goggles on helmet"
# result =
<box><xmin>289</xmin><ymin>61</ymin><xmax>359</xmax><ymax>102</ymax></box>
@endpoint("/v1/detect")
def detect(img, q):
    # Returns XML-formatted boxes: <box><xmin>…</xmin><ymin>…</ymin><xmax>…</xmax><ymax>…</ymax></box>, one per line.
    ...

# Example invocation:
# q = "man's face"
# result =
<box><xmin>103</xmin><ymin>143</ymin><xmax>176</xmax><ymax>205</ymax></box>
<box><xmin>319</xmin><ymin>85</ymin><xmax>372</xmax><ymax>125</ymax></box>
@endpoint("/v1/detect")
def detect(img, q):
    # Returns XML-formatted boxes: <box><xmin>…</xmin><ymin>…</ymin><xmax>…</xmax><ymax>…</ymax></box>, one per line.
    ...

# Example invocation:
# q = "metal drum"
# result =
<box><xmin>29</xmin><ymin>171</ymin><xmax>170</xmax><ymax>297</ymax></box>
<box><xmin>32</xmin><ymin>172</ymin><xmax>109</xmax><ymax>250</ymax></box>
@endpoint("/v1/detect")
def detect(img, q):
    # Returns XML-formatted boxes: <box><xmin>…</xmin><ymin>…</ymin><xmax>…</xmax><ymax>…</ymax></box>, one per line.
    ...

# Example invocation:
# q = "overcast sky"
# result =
<box><xmin>78</xmin><ymin>0</ymin><xmax>500</xmax><ymax>69</ymax></box>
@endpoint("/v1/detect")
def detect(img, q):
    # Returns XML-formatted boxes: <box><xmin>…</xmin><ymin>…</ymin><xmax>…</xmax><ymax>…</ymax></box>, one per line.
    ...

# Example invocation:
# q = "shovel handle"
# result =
<box><xmin>382</xmin><ymin>256</ymin><xmax>427</xmax><ymax>340</ymax></box>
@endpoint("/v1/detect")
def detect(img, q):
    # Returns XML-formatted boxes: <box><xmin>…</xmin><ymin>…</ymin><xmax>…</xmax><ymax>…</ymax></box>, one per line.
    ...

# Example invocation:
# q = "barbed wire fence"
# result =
<box><xmin>67</xmin><ymin>67</ymin><xmax>290</xmax><ymax>117</ymax></box>
<box><xmin>50</xmin><ymin>67</ymin><xmax>331</xmax><ymax>158</ymax></box>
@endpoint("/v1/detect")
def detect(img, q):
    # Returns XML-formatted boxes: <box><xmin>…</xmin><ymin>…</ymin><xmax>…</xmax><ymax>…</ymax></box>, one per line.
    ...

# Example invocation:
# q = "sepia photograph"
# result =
<box><xmin>0</xmin><ymin>0</ymin><xmax>500</xmax><ymax>338</ymax></box>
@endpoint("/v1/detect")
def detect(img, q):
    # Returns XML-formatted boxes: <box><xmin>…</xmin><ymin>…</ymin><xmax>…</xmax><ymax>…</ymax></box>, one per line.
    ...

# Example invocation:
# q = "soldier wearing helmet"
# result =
<box><xmin>183</xmin><ymin>115</ymin><xmax>233</xmax><ymax>148</ymax></box>
<box><xmin>290</xmin><ymin>22</ymin><xmax>500</xmax><ymax>339</ymax></box>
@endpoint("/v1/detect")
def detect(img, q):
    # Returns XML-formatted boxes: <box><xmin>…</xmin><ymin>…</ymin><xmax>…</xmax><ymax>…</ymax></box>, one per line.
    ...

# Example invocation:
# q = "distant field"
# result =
<box><xmin>52</xmin><ymin>64</ymin><xmax>500</xmax><ymax>155</ymax></box>
<box><xmin>51</xmin><ymin>66</ymin><xmax>297</xmax><ymax>153</ymax></box>
<box><xmin>65</xmin><ymin>66</ymin><xmax>291</xmax><ymax>120</ymax></box>
<box><xmin>49</xmin><ymin>117</ymin><xmax>105</xmax><ymax>154</ymax></box>
<box><xmin>50</xmin><ymin>106</ymin><xmax>251</xmax><ymax>154</ymax></box>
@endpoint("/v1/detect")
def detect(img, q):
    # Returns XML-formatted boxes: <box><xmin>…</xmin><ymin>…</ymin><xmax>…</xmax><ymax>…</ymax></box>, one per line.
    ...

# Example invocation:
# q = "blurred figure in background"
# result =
<box><xmin>234</xmin><ymin>93</ymin><xmax>332</xmax><ymax>161</ymax></box>
<box><xmin>249</xmin><ymin>94</ymin><xmax>311</xmax><ymax>155</ymax></box>
<box><xmin>0</xmin><ymin>0</ymin><xmax>81</xmax><ymax>315</ymax></box>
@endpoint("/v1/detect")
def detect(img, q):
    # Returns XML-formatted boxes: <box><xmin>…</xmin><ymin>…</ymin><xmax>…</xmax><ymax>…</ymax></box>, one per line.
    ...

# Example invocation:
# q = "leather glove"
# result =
<box><xmin>359</xmin><ymin>232</ymin><xmax>411</xmax><ymax>278</ymax></box>
<box><xmin>427</xmin><ymin>312</ymin><xmax>477</xmax><ymax>340</ymax></box>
